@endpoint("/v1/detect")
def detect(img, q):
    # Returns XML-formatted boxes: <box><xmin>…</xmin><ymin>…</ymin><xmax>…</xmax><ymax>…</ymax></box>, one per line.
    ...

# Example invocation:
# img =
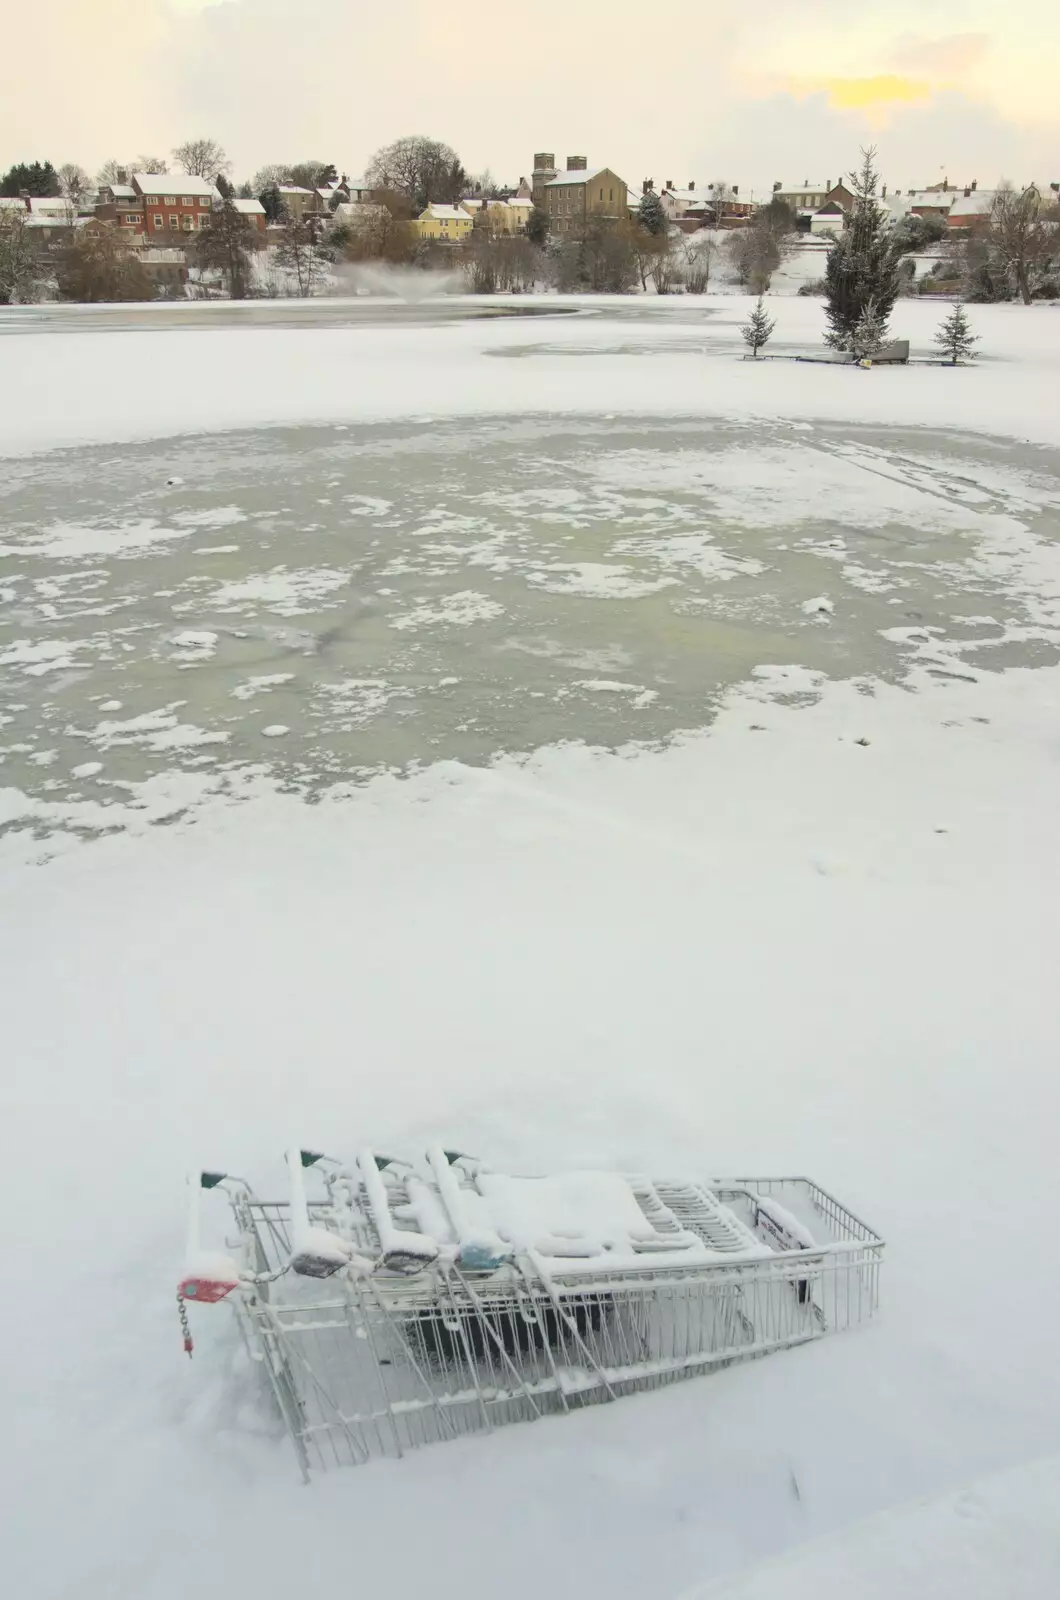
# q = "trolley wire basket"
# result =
<box><xmin>178</xmin><ymin>1151</ymin><xmax>884</xmax><ymax>1481</ymax></box>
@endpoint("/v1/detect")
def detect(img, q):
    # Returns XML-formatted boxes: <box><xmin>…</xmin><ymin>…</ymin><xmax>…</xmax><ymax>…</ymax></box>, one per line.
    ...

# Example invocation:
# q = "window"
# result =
<box><xmin>169</xmin><ymin>214</ymin><xmax>179</xmax><ymax>229</ymax></box>
<box><xmin>199</xmin><ymin>214</ymin><xmax>210</xmax><ymax>229</ymax></box>
<box><xmin>164</xmin><ymin>194</ymin><xmax>177</xmax><ymax>206</ymax></box>
<box><xmin>198</xmin><ymin>199</ymin><xmax>209</xmax><ymax>209</ymax></box>
<box><xmin>124</xmin><ymin>213</ymin><xmax>139</xmax><ymax>225</ymax></box>
<box><xmin>181</xmin><ymin>196</ymin><xmax>194</xmax><ymax>207</ymax></box>
<box><xmin>181</xmin><ymin>216</ymin><xmax>193</xmax><ymax>231</ymax></box>
<box><xmin>153</xmin><ymin>214</ymin><xmax>163</xmax><ymax>229</ymax></box>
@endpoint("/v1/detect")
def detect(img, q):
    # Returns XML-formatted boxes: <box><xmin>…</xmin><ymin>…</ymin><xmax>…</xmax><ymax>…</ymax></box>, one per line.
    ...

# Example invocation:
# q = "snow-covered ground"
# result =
<box><xmin>2</xmin><ymin>295</ymin><xmax>1060</xmax><ymax>1598</ymax></box>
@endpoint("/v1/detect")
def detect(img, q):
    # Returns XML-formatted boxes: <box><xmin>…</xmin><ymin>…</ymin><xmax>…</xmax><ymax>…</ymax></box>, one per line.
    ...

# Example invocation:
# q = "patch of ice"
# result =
<box><xmin>527</xmin><ymin>563</ymin><xmax>677</xmax><ymax>600</ymax></box>
<box><xmin>0</xmin><ymin>639</ymin><xmax>80</xmax><ymax>675</ymax></box>
<box><xmin>0</xmin><ymin>519</ymin><xmax>194</xmax><ymax>561</ymax></box>
<box><xmin>172</xmin><ymin>507</ymin><xmax>247</xmax><ymax>529</ymax></box>
<box><xmin>231</xmin><ymin>674</ymin><xmax>296</xmax><ymax>701</ymax></box>
<box><xmin>192</xmin><ymin>545</ymin><xmax>240</xmax><ymax>555</ymax></box>
<box><xmin>802</xmin><ymin>595</ymin><xmax>834</xmax><ymax>616</ymax></box>
<box><xmin>71</xmin><ymin>762</ymin><xmax>103</xmax><ymax>778</ymax></box>
<box><xmin>262</xmin><ymin>724</ymin><xmax>290</xmax><ymax>738</ymax></box>
<box><xmin>199</xmin><ymin>566</ymin><xmax>351</xmax><ymax>618</ymax></box>
<box><xmin>615</xmin><ymin>533</ymin><xmax>765</xmax><ymax>583</ymax></box>
<box><xmin>389</xmin><ymin>591</ymin><xmax>505</xmax><ymax>630</ymax></box>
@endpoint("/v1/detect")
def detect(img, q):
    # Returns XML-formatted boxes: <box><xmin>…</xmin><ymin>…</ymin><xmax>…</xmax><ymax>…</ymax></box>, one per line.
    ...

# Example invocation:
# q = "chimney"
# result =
<box><xmin>882</xmin><ymin>185</ymin><xmax>887</xmax><ymax>198</ymax></box>
<box><xmin>944</xmin><ymin>177</ymin><xmax>949</xmax><ymax>190</ymax></box>
<box><xmin>665</xmin><ymin>179</ymin><xmax>673</xmax><ymax>189</ymax></box>
<box><xmin>566</xmin><ymin>155</ymin><xmax>587</xmax><ymax>171</ymax></box>
<box><xmin>117</xmin><ymin>168</ymin><xmax>128</xmax><ymax>185</ymax></box>
<box><xmin>964</xmin><ymin>187</ymin><xmax>970</xmax><ymax>198</ymax></box>
<box><xmin>773</xmin><ymin>180</ymin><xmax>781</xmax><ymax>191</ymax></box>
<box><xmin>971</xmin><ymin>179</ymin><xmax>977</xmax><ymax>191</ymax></box>
<box><xmin>689</xmin><ymin>180</ymin><xmax>695</xmax><ymax>190</ymax></box>
<box><xmin>826</xmin><ymin>178</ymin><xmax>831</xmax><ymax>191</ymax></box>
<box><xmin>732</xmin><ymin>185</ymin><xmax>739</xmax><ymax>196</ymax></box>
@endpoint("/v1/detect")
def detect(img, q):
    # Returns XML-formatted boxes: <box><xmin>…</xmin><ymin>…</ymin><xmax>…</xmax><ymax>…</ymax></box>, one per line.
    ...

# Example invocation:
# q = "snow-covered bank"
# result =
<box><xmin>2</xmin><ymin>296</ymin><xmax>1060</xmax><ymax>455</ymax></box>
<box><xmin>3</xmin><ymin>663</ymin><xmax>1060</xmax><ymax>1598</ymax></box>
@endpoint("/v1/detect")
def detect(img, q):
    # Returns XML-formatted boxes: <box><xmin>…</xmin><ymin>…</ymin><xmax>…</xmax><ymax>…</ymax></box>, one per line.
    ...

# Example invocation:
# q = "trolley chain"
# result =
<box><xmin>177</xmin><ymin>1291</ymin><xmax>194</xmax><ymax>1358</ymax></box>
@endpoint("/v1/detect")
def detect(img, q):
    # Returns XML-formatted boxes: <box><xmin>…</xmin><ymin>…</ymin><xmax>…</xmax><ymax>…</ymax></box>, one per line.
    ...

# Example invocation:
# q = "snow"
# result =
<box><xmin>3</xmin><ymin>299</ymin><xmax>1060</xmax><ymax>456</ymax></box>
<box><xmin>3</xmin><ymin>297</ymin><xmax>1060</xmax><ymax>1600</ymax></box>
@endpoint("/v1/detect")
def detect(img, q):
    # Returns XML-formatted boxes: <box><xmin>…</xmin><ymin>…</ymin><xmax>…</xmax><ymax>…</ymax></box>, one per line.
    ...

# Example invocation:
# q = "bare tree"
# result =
<box><xmin>0</xmin><ymin>207</ymin><xmax>41</xmax><ymax>304</ymax></box>
<box><xmin>135</xmin><ymin>155</ymin><xmax>169</xmax><ymax>175</ymax></box>
<box><xmin>275</xmin><ymin>215</ymin><xmax>329</xmax><ymax>296</ymax></box>
<box><xmin>627</xmin><ymin>222</ymin><xmax>669</xmax><ymax>290</ymax></box>
<box><xmin>252</xmin><ymin>163</ymin><xmax>293</xmax><ymax>194</ymax></box>
<box><xmin>57</xmin><ymin>163</ymin><xmax>91</xmax><ymax>210</ymax></box>
<box><xmin>96</xmin><ymin>160</ymin><xmax>126</xmax><ymax>187</ymax></box>
<box><xmin>990</xmin><ymin>184</ymin><xmax>1056</xmax><ymax>305</ymax></box>
<box><xmin>707</xmin><ymin>179</ymin><xmax>734</xmax><ymax>229</ymax></box>
<box><xmin>365</xmin><ymin>136</ymin><xmax>467</xmax><ymax>212</ymax></box>
<box><xmin>195</xmin><ymin>197</ymin><xmax>254</xmax><ymax>298</ymax></box>
<box><xmin>335</xmin><ymin>197</ymin><xmax>417</xmax><ymax>265</ymax></box>
<box><xmin>681</xmin><ymin>232</ymin><xmax>715</xmax><ymax>293</ymax></box>
<box><xmin>173</xmin><ymin>138</ymin><xmax>230</xmax><ymax>179</ymax></box>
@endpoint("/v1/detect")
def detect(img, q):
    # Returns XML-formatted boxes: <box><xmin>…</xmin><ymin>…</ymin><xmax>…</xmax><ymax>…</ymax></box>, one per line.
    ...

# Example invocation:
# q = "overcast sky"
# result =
<box><xmin>5</xmin><ymin>0</ymin><xmax>1057</xmax><ymax>195</ymax></box>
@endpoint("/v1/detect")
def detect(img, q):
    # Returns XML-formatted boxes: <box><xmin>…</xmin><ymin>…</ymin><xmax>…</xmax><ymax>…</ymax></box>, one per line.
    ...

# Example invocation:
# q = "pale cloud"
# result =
<box><xmin>1</xmin><ymin>0</ymin><xmax>1057</xmax><ymax>197</ymax></box>
<box><xmin>888</xmin><ymin>32</ymin><xmax>992</xmax><ymax>77</ymax></box>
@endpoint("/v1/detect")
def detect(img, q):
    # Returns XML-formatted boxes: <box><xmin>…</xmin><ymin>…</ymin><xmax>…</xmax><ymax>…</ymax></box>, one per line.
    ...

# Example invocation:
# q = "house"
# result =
<box><xmin>537</xmin><ymin>155</ymin><xmax>628</xmax><ymax>235</ymax></box>
<box><xmin>417</xmin><ymin>203</ymin><xmax>474</xmax><ymax>243</ymax></box>
<box><xmin>276</xmin><ymin>184</ymin><xmax>317</xmax><ymax>221</ymax></box>
<box><xmin>649</xmin><ymin>180</ymin><xmax>700</xmax><ymax>221</ymax></box>
<box><xmin>460</xmin><ymin>197</ymin><xmax>534</xmax><ymax>234</ymax></box>
<box><xmin>96</xmin><ymin>172</ymin><xmax>218</xmax><ymax>242</ymax></box>
<box><xmin>678</xmin><ymin>185</ymin><xmax>756</xmax><ymax>230</ymax></box>
<box><xmin>137</xmin><ymin>247</ymin><xmax>189</xmax><ymax>294</ymax></box>
<box><xmin>946</xmin><ymin>186</ymin><xmax>996</xmax><ymax>231</ymax></box>
<box><xmin>95</xmin><ymin>180</ymin><xmax>145</xmax><ymax>236</ymax></box>
<box><xmin>228</xmin><ymin>197</ymin><xmax>268</xmax><ymax>236</ymax></box>
<box><xmin>133</xmin><ymin>173</ymin><xmax>217</xmax><ymax>241</ymax></box>
<box><xmin>774</xmin><ymin>180</ymin><xmax>855</xmax><ymax>231</ymax></box>
<box><xmin>809</xmin><ymin>202</ymin><xmax>845</xmax><ymax>237</ymax></box>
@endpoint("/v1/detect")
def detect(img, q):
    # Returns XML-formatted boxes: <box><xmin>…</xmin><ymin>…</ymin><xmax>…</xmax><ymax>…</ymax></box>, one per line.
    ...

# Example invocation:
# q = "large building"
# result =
<box><xmin>96</xmin><ymin>171</ymin><xmax>217</xmax><ymax>242</ymax></box>
<box><xmin>532</xmin><ymin>154</ymin><xmax>628</xmax><ymax>234</ymax></box>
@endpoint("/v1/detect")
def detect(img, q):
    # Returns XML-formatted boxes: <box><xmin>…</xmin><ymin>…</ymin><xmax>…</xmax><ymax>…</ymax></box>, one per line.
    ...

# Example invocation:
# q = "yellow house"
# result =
<box><xmin>417</xmin><ymin>203</ymin><xmax>474</xmax><ymax>242</ymax></box>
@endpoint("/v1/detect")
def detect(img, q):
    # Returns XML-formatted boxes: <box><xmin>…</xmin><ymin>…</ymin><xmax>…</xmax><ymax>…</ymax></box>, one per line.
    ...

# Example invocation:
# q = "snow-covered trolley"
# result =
<box><xmin>178</xmin><ymin>1148</ymin><xmax>884</xmax><ymax>1480</ymax></box>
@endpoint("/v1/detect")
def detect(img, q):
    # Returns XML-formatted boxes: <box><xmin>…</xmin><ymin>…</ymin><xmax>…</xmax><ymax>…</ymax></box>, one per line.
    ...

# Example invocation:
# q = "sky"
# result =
<box><xmin>3</xmin><ymin>0</ymin><xmax>1057</xmax><ymax>196</ymax></box>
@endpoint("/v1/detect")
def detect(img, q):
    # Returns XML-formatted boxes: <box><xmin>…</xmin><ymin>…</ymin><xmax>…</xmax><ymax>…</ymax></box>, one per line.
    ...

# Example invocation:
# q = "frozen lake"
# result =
<box><xmin>2</xmin><ymin>412</ymin><xmax>1059</xmax><ymax>826</ymax></box>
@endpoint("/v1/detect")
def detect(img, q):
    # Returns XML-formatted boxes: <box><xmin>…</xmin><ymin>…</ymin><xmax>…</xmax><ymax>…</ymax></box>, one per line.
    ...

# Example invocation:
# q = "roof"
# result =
<box><xmin>277</xmin><ymin>184</ymin><xmax>314</xmax><ymax>195</ymax></box>
<box><xmin>133</xmin><ymin>172</ymin><xmax>217</xmax><ymax>196</ymax></box>
<box><xmin>778</xmin><ymin>182</ymin><xmax>829</xmax><ymax>193</ymax></box>
<box><xmin>0</xmin><ymin>196</ymin><xmax>26</xmax><ymax>210</ymax></box>
<box><xmin>546</xmin><ymin>168</ymin><xmax>606</xmax><ymax>187</ymax></box>
<box><xmin>104</xmin><ymin>185</ymin><xmax>137</xmax><ymax>200</ymax></box>
<box><xmin>421</xmin><ymin>204</ymin><xmax>471</xmax><ymax>221</ymax></box>
<box><xmin>948</xmin><ymin>190</ymin><xmax>995</xmax><ymax>218</ymax></box>
<box><xmin>230</xmin><ymin>198</ymin><xmax>266</xmax><ymax>215</ymax></box>
<box><xmin>815</xmin><ymin>201</ymin><xmax>844</xmax><ymax>215</ymax></box>
<box><xmin>28</xmin><ymin>196</ymin><xmax>73</xmax><ymax>215</ymax></box>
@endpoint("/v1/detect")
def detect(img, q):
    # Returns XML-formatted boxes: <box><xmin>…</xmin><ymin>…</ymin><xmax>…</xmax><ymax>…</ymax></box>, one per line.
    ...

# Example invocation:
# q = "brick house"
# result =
<box><xmin>229</xmin><ymin>198</ymin><xmax>268</xmax><ymax>238</ymax></box>
<box><xmin>534</xmin><ymin>155</ymin><xmax>628</xmax><ymax>235</ymax></box>
<box><xmin>133</xmin><ymin>173</ymin><xmax>217</xmax><ymax>242</ymax></box>
<box><xmin>95</xmin><ymin>171</ymin><xmax>218</xmax><ymax>243</ymax></box>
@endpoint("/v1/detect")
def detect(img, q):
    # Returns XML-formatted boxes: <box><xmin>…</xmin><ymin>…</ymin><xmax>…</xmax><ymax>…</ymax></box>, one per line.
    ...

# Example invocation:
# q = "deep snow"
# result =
<box><xmin>2</xmin><ymin>294</ymin><xmax>1060</xmax><ymax>1598</ymax></box>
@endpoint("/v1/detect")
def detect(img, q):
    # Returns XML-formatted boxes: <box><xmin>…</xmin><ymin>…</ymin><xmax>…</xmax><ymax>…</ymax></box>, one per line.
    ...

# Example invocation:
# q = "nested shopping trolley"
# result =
<box><xmin>178</xmin><ymin>1146</ymin><xmax>884</xmax><ymax>1481</ymax></box>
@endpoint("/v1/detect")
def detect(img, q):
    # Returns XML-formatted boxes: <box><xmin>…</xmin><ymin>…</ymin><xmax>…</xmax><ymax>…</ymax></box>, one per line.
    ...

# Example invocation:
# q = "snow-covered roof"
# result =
<box><xmin>948</xmin><ymin>190</ymin><xmax>995</xmax><ymax>218</ymax></box>
<box><xmin>104</xmin><ymin>185</ymin><xmax>137</xmax><ymax>200</ymax></box>
<box><xmin>421</xmin><ymin>204</ymin><xmax>472</xmax><ymax>221</ymax></box>
<box><xmin>460</xmin><ymin>197</ymin><xmax>484</xmax><ymax>210</ymax></box>
<box><xmin>901</xmin><ymin>190</ymin><xmax>954</xmax><ymax>207</ymax></box>
<box><xmin>0</xmin><ymin>196</ymin><xmax>26</xmax><ymax>210</ymax></box>
<box><xmin>277</xmin><ymin>184</ymin><xmax>314</xmax><ymax>196</ymax></box>
<box><xmin>134</xmin><ymin>173</ymin><xmax>217</xmax><ymax>197</ymax></box>
<box><xmin>505</xmin><ymin>196</ymin><xmax>533</xmax><ymax>208</ymax></box>
<box><xmin>28</xmin><ymin>196</ymin><xmax>73</xmax><ymax>215</ymax></box>
<box><xmin>230</xmin><ymin>198</ymin><xmax>265</xmax><ymax>215</ymax></box>
<box><xmin>778</xmin><ymin>182</ymin><xmax>830</xmax><ymax>193</ymax></box>
<box><xmin>546</xmin><ymin>169</ymin><xmax>606</xmax><ymax>187</ymax></box>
